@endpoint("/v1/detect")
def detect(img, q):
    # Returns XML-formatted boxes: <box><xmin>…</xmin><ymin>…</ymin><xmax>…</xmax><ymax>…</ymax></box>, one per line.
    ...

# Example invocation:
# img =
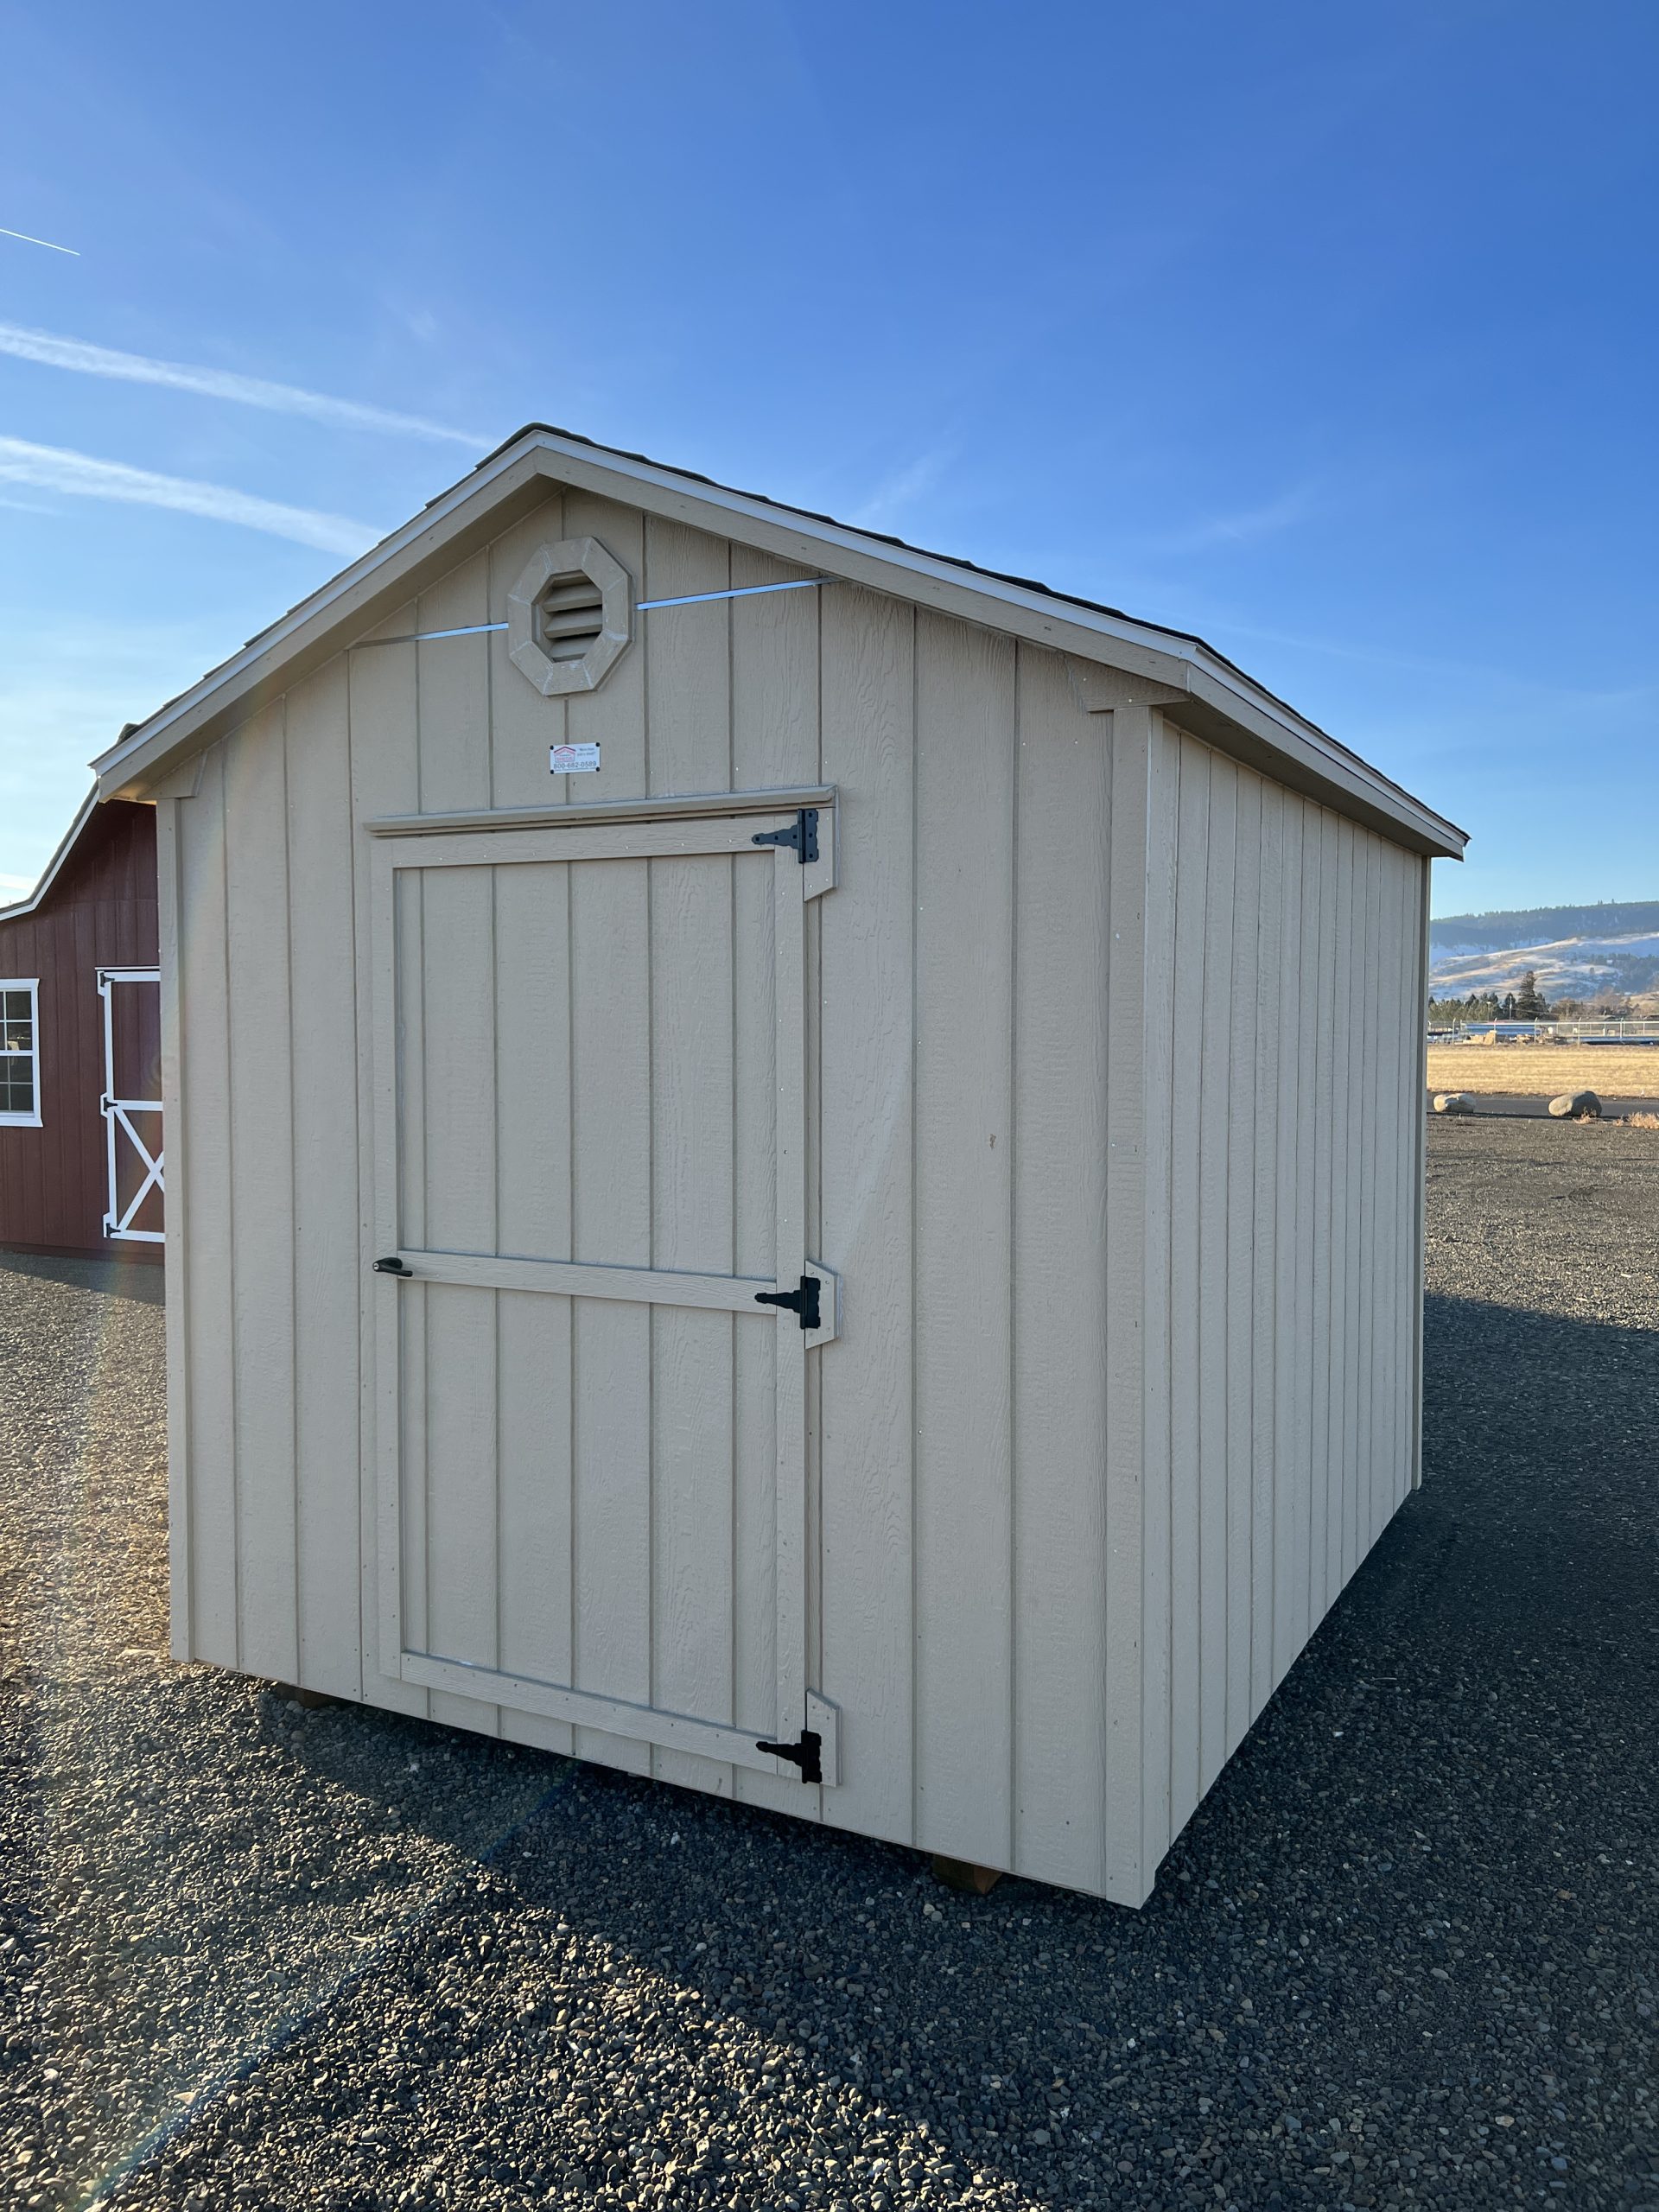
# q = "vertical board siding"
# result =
<box><xmin>488</xmin><ymin>493</ymin><xmax>567</xmax><ymax>810</ymax></box>
<box><xmin>1271</xmin><ymin>800</ymin><xmax>1308</xmax><ymax>1691</ymax></box>
<box><xmin>1249</xmin><ymin>785</ymin><xmax>1283</xmax><ymax>1718</ymax></box>
<box><xmin>569</xmin><ymin>854</ymin><xmax>652</xmax><ymax>1772</ymax></box>
<box><xmin>563</xmin><ymin>505</ymin><xmax>651</xmax><ymax>1778</ymax></box>
<box><xmin>730</xmin><ymin>543</ymin><xmax>821</xmax><ymax>1821</ymax></box>
<box><xmin>912</xmin><ymin>613</ymin><xmax>1016</xmax><ymax>1868</ymax></box>
<box><xmin>285</xmin><ymin>659</ymin><xmax>363</xmax><ymax>1699</ymax></box>
<box><xmin>644</xmin><ymin>518</ymin><xmax>735</xmax><ymax>1796</ymax></box>
<box><xmin>416</xmin><ymin>554</ymin><xmax>500</xmax><ymax>1736</ymax></box>
<box><xmin>1196</xmin><ymin>753</ymin><xmax>1236</xmax><ymax>1796</ymax></box>
<box><xmin>818</xmin><ymin>585</ymin><xmax>916</xmax><ymax>1848</ymax></box>
<box><xmin>1165</xmin><ymin>737</ymin><xmax>1211</xmax><ymax>1826</ymax></box>
<box><xmin>223</xmin><ymin>702</ymin><xmax>299</xmax><ymax>1682</ymax></box>
<box><xmin>1224</xmin><ymin>769</ymin><xmax>1262</xmax><ymax>1760</ymax></box>
<box><xmin>1012</xmin><ymin>647</ymin><xmax>1112</xmax><ymax>1893</ymax></box>
<box><xmin>348</xmin><ymin>601</ymin><xmax>429</xmax><ymax>1720</ymax></box>
<box><xmin>1144</xmin><ymin>720</ymin><xmax>1425</xmax><ymax>1871</ymax></box>
<box><xmin>177</xmin><ymin>746</ymin><xmax>238</xmax><ymax>1666</ymax></box>
<box><xmin>1103</xmin><ymin>707</ymin><xmax>1154</xmax><ymax>1902</ymax></box>
<box><xmin>493</xmin><ymin>858</ymin><xmax>575</xmax><ymax>1751</ymax></box>
<box><xmin>1139</xmin><ymin>717</ymin><xmax>1180</xmax><ymax>1881</ymax></box>
<box><xmin>156</xmin><ymin>798</ymin><xmax>190</xmax><ymax>1659</ymax></box>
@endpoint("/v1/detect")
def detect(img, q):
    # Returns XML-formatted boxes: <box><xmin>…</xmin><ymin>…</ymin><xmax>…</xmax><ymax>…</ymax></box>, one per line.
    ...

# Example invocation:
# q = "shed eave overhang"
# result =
<box><xmin>92</xmin><ymin>426</ymin><xmax>1467</xmax><ymax>860</ymax></box>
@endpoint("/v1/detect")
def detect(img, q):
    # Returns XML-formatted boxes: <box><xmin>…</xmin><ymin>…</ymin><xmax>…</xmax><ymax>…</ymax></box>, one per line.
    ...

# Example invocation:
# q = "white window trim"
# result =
<box><xmin>0</xmin><ymin>977</ymin><xmax>41</xmax><ymax>1128</ymax></box>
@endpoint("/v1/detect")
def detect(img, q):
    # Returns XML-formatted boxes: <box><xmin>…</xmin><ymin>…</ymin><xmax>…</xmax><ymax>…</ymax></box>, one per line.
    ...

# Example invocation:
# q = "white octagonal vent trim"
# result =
<box><xmin>506</xmin><ymin>536</ymin><xmax>632</xmax><ymax>696</ymax></box>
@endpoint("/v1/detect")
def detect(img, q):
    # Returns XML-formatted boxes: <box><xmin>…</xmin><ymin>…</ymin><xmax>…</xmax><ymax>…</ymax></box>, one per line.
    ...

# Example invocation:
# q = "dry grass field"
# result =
<box><xmin>1425</xmin><ymin>1042</ymin><xmax>1659</xmax><ymax>1097</ymax></box>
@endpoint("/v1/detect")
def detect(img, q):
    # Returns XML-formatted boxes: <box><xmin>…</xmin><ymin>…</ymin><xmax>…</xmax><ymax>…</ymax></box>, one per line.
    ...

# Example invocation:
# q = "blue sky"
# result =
<box><xmin>1</xmin><ymin>0</ymin><xmax>1654</xmax><ymax>914</ymax></box>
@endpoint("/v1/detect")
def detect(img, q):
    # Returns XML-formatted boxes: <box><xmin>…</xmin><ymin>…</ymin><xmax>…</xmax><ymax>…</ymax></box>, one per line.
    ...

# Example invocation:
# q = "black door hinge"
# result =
<box><xmin>751</xmin><ymin>807</ymin><xmax>818</xmax><ymax>864</ymax></box>
<box><xmin>755</xmin><ymin>1728</ymin><xmax>823</xmax><ymax>1784</ymax></box>
<box><xmin>754</xmin><ymin>1274</ymin><xmax>821</xmax><ymax>1331</ymax></box>
<box><xmin>372</xmin><ymin>1255</ymin><xmax>414</xmax><ymax>1276</ymax></box>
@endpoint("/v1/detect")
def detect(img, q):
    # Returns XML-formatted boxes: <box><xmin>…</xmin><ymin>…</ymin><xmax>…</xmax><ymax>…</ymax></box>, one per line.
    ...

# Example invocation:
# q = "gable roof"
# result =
<box><xmin>92</xmin><ymin>423</ymin><xmax>1466</xmax><ymax>858</ymax></box>
<box><xmin>0</xmin><ymin>785</ymin><xmax>98</xmax><ymax>921</ymax></box>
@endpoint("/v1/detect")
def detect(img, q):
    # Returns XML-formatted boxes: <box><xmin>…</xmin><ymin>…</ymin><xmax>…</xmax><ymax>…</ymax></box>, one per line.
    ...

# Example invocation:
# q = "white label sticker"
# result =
<box><xmin>550</xmin><ymin>742</ymin><xmax>601</xmax><ymax>775</ymax></box>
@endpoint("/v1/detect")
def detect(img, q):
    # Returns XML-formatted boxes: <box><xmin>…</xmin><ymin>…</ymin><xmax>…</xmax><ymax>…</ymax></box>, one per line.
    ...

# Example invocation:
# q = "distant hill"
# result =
<box><xmin>1430</xmin><ymin>900</ymin><xmax>1659</xmax><ymax>954</ymax></box>
<box><xmin>1428</xmin><ymin>900</ymin><xmax>1659</xmax><ymax>1001</ymax></box>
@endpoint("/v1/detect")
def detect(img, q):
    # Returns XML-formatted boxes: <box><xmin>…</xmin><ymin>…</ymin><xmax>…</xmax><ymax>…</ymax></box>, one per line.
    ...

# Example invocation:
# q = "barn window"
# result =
<box><xmin>506</xmin><ymin>537</ymin><xmax>632</xmax><ymax>697</ymax></box>
<box><xmin>0</xmin><ymin>980</ymin><xmax>40</xmax><ymax>1126</ymax></box>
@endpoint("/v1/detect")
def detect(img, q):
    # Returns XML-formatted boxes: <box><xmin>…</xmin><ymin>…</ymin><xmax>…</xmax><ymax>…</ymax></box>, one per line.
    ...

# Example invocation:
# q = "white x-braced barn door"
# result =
<box><xmin>99</xmin><ymin>967</ymin><xmax>163</xmax><ymax>1243</ymax></box>
<box><xmin>369</xmin><ymin>796</ymin><xmax>839</xmax><ymax>1787</ymax></box>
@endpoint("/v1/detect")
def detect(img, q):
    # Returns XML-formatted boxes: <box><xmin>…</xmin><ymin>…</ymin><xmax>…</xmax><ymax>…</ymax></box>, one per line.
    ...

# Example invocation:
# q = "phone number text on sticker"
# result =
<box><xmin>550</xmin><ymin>743</ymin><xmax>601</xmax><ymax>774</ymax></box>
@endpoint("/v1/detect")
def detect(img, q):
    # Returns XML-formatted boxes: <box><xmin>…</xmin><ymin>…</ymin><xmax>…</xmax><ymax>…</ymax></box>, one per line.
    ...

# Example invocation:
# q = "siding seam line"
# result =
<box><xmin>1007</xmin><ymin>642</ymin><xmax>1020</xmax><ymax>1874</ymax></box>
<box><xmin>908</xmin><ymin>604</ymin><xmax>919</xmax><ymax>1850</ymax></box>
<box><xmin>218</xmin><ymin>748</ymin><xmax>241</xmax><ymax>1672</ymax></box>
<box><xmin>282</xmin><ymin>701</ymin><xmax>301</xmax><ymax>1685</ymax></box>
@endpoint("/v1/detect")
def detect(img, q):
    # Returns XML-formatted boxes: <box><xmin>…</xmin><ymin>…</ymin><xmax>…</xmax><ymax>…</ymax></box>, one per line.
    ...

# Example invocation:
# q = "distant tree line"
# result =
<box><xmin>1429</xmin><ymin>900</ymin><xmax>1659</xmax><ymax>954</ymax></box>
<box><xmin>1427</xmin><ymin>969</ymin><xmax>1642</xmax><ymax>1025</ymax></box>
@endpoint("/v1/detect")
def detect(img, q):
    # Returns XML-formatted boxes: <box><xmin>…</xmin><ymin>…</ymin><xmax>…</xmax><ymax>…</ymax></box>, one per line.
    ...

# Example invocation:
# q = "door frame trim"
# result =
<box><xmin>97</xmin><ymin>965</ymin><xmax>164</xmax><ymax>1243</ymax></box>
<box><xmin>367</xmin><ymin>795</ymin><xmax>837</xmax><ymax>1778</ymax></box>
<box><xmin>366</xmin><ymin>782</ymin><xmax>836</xmax><ymax>839</ymax></box>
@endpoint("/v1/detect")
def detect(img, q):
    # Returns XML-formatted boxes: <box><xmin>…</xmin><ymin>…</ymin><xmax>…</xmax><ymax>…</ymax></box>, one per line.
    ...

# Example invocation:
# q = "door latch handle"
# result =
<box><xmin>372</xmin><ymin>1255</ymin><xmax>413</xmax><ymax>1276</ymax></box>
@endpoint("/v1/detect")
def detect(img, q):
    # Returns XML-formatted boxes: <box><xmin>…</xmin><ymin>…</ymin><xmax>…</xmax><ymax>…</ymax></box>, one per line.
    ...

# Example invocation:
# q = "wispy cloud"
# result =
<box><xmin>0</xmin><ymin>618</ymin><xmax>251</xmax><ymax>883</ymax></box>
<box><xmin>0</xmin><ymin>435</ymin><xmax>379</xmax><ymax>555</ymax></box>
<box><xmin>851</xmin><ymin>448</ymin><xmax>957</xmax><ymax>529</ymax></box>
<box><xmin>1147</xmin><ymin>485</ymin><xmax>1321</xmax><ymax>557</ymax></box>
<box><xmin>0</xmin><ymin>321</ymin><xmax>484</xmax><ymax>445</ymax></box>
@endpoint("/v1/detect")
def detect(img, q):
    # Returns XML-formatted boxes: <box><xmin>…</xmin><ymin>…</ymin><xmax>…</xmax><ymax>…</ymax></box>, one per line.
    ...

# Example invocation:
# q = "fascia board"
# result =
<box><xmin>1172</xmin><ymin>666</ymin><xmax>1465</xmax><ymax>859</ymax></box>
<box><xmin>529</xmin><ymin>437</ymin><xmax>1465</xmax><ymax>858</ymax></box>
<box><xmin>0</xmin><ymin>786</ymin><xmax>99</xmax><ymax>919</ymax></box>
<box><xmin>92</xmin><ymin>445</ymin><xmax>555</xmax><ymax>798</ymax></box>
<box><xmin>93</xmin><ymin>427</ymin><xmax>1467</xmax><ymax>858</ymax></box>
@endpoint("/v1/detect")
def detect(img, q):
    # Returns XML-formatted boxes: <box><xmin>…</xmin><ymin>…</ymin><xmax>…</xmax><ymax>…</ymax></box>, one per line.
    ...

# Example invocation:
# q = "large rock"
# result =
<box><xmin>1548</xmin><ymin>1090</ymin><xmax>1601</xmax><ymax>1119</ymax></box>
<box><xmin>1432</xmin><ymin>1092</ymin><xmax>1476</xmax><ymax>1116</ymax></box>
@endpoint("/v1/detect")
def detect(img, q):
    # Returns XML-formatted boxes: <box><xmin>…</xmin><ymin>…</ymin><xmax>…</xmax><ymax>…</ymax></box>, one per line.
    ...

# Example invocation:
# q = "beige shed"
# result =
<box><xmin>94</xmin><ymin>427</ymin><xmax>1465</xmax><ymax>1905</ymax></box>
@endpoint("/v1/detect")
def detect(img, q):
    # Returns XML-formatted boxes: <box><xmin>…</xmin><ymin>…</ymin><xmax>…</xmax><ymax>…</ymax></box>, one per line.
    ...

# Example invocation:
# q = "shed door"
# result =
<box><xmin>99</xmin><ymin>967</ymin><xmax>163</xmax><ymax>1243</ymax></box>
<box><xmin>369</xmin><ymin>804</ymin><xmax>838</xmax><ymax>1786</ymax></box>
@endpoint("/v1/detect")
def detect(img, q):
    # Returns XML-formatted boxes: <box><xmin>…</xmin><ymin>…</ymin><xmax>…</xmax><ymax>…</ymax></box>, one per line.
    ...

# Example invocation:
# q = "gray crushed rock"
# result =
<box><xmin>1</xmin><ymin>1119</ymin><xmax>1656</xmax><ymax>2210</ymax></box>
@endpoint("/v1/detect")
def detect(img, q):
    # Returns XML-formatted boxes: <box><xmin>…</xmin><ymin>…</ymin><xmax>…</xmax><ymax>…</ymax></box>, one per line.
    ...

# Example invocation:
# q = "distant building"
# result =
<box><xmin>0</xmin><ymin>793</ymin><xmax>162</xmax><ymax>1260</ymax></box>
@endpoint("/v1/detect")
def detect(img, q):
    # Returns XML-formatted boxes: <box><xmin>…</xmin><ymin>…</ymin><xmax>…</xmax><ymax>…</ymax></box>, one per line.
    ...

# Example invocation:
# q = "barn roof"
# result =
<box><xmin>0</xmin><ymin>785</ymin><xmax>99</xmax><ymax>921</ymax></box>
<box><xmin>92</xmin><ymin>424</ymin><xmax>1466</xmax><ymax>858</ymax></box>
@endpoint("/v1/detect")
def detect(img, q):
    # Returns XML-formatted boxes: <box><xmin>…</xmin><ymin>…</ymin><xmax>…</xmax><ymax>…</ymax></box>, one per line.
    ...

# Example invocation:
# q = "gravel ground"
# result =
<box><xmin>2</xmin><ymin>1118</ymin><xmax>1656</xmax><ymax>2212</ymax></box>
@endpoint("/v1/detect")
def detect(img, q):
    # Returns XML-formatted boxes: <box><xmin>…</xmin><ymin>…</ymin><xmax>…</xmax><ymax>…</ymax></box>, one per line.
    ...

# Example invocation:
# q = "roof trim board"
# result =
<box><xmin>0</xmin><ymin>786</ymin><xmax>98</xmax><ymax>921</ymax></box>
<box><xmin>90</xmin><ymin>425</ymin><xmax>1466</xmax><ymax>859</ymax></box>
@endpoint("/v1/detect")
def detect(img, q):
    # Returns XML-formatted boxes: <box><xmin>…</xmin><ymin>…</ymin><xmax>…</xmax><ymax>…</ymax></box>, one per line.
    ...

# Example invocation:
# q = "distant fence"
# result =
<box><xmin>1433</xmin><ymin>1020</ymin><xmax>1659</xmax><ymax>1046</ymax></box>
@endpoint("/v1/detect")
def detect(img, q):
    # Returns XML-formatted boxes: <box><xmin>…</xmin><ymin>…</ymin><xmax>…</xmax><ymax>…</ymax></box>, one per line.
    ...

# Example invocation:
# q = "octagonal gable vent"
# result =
<box><xmin>507</xmin><ymin>536</ymin><xmax>632</xmax><ymax>696</ymax></box>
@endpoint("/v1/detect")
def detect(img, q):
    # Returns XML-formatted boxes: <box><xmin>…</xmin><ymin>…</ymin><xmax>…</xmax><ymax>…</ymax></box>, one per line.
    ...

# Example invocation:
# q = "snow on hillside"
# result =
<box><xmin>1429</xmin><ymin>931</ymin><xmax>1659</xmax><ymax>997</ymax></box>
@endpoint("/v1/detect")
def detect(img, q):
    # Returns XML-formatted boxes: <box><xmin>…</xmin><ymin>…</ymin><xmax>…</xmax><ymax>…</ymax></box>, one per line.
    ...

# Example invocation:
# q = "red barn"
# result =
<box><xmin>0</xmin><ymin>793</ymin><xmax>162</xmax><ymax>1262</ymax></box>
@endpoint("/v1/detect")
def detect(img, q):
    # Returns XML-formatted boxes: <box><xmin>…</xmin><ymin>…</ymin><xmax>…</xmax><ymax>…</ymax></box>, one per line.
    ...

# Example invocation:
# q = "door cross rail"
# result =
<box><xmin>101</xmin><ymin>1100</ymin><xmax>163</xmax><ymax>1239</ymax></box>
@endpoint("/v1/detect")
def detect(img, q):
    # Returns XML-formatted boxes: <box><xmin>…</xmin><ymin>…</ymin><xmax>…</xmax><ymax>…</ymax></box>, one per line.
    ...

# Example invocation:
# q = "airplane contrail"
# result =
<box><xmin>0</xmin><ymin>435</ymin><xmax>380</xmax><ymax>555</ymax></box>
<box><xmin>0</xmin><ymin>321</ymin><xmax>484</xmax><ymax>444</ymax></box>
<box><xmin>0</xmin><ymin>226</ymin><xmax>79</xmax><ymax>256</ymax></box>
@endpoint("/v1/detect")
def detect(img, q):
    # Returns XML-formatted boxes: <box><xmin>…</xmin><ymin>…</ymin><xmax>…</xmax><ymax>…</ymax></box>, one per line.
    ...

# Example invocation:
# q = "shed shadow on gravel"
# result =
<box><xmin>6</xmin><ymin>1236</ymin><xmax>1657</xmax><ymax>2210</ymax></box>
<box><xmin>83</xmin><ymin>1287</ymin><xmax>1659</xmax><ymax>2212</ymax></box>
